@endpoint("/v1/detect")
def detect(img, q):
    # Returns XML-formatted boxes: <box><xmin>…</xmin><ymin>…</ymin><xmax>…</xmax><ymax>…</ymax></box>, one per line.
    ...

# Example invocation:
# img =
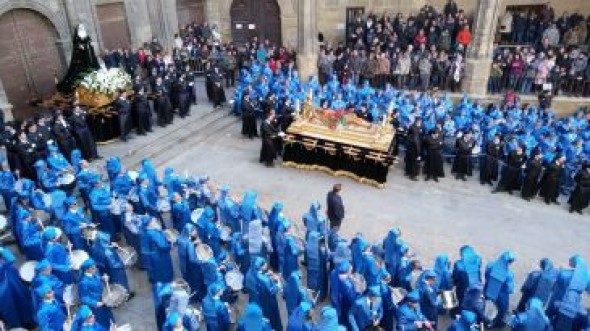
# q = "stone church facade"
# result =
<box><xmin>0</xmin><ymin>0</ymin><xmax>588</xmax><ymax>119</ymax></box>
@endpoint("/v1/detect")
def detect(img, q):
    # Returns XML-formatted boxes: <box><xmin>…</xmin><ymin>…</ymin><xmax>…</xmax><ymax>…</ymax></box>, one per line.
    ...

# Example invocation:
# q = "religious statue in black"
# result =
<box><xmin>57</xmin><ymin>23</ymin><xmax>100</xmax><ymax>95</ymax></box>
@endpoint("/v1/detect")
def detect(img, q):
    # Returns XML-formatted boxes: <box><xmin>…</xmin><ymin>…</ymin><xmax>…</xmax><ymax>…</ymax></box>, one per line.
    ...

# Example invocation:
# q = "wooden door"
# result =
<box><xmin>0</xmin><ymin>9</ymin><xmax>62</xmax><ymax>119</ymax></box>
<box><xmin>231</xmin><ymin>0</ymin><xmax>282</xmax><ymax>45</ymax></box>
<box><xmin>97</xmin><ymin>3</ymin><xmax>132</xmax><ymax>50</ymax></box>
<box><xmin>176</xmin><ymin>0</ymin><xmax>205</xmax><ymax>29</ymax></box>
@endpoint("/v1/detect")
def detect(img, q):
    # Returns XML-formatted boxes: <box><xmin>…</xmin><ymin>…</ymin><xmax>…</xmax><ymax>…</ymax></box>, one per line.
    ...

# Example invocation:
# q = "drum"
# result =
<box><xmin>63</xmin><ymin>284</ymin><xmax>79</xmax><ymax>306</ymax></box>
<box><xmin>42</xmin><ymin>193</ymin><xmax>52</xmax><ymax>208</ymax></box>
<box><xmin>0</xmin><ymin>215</ymin><xmax>7</xmax><ymax>233</ymax></box>
<box><xmin>225</xmin><ymin>269</ymin><xmax>244</xmax><ymax>291</ymax></box>
<box><xmin>81</xmin><ymin>225</ymin><xmax>98</xmax><ymax>241</ymax></box>
<box><xmin>196</xmin><ymin>243</ymin><xmax>214</xmax><ymax>261</ymax></box>
<box><xmin>19</xmin><ymin>261</ymin><xmax>38</xmax><ymax>283</ymax></box>
<box><xmin>110</xmin><ymin>198</ymin><xmax>127</xmax><ymax>215</ymax></box>
<box><xmin>190</xmin><ymin>208</ymin><xmax>204</xmax><ymax>223</ymax></box>
<box><xmin>128</xmin><ymin>187</ymin><xmax>139</xmax><ymax>203</ymax></box>
<box><xmin>185</xmin><ymin>307</ymin><xmax>202</xmax><ymax>326</ymax></box>
<box><xmin>127</xmin><ymin>171</ymin><xmax>139</xmax><ymax>182</ymax></box>
<box><xmin>157</xmin><ymin>198</ymin><xmax>171</xmax><ymax>213</ymax></box>
<box><xmin>58</xmin><ymin>173</ymin><xmax>76</xmax><ymax>187</ymax></box>
<box><xmin>440</xmin><ymin>290</ymin><xmax>459</xmax><ymax>309</ymax></box>
<box><xmin>70</xmin><ymin>250</ymin><xmax>90</xmax><ymax>270</ymax></box>
<box><xmin>116</xmin><ymin>246</ymin><xmax>138</xmax><ymax>267</ymax></box>
<box><xmin>220</xmin><ymin>225</ymin><xmax>231</xmax><ymax>242</ymax></box>
<box><xmin>116</xmin><ymin>324</ymin><xmax>132</xmax><ymax>331</ymax></box>
<box><xmin>350</xmin><ymin>273</ymin><xmax>367</xmax><ymax>294</ymax></box>
<box><xmin>164</xmin><ymin>229</ymin><xmax>179</xmax><ymax>243</ymax></box>
<box><xmin>391</xmin><ymin>287</ymin><xmax>407</xmax><ymax>305</ymax></box>
<box><xmin>102</xmin><ymin>284</ymin><xmax>129</xmax><ymax>307</ymax></box>
<box><xmin>484</xmin><ymin>299</ymin><xmax>499</xmax><ymax>321</ymax></box>
<box><xmin>172</xmin><ymin>279</ymin><xmax>191</xmax><ymax>294</ymax></box>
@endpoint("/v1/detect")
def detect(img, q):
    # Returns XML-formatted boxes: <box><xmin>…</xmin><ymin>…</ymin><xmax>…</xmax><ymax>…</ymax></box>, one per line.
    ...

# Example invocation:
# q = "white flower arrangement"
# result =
<box><xmin>79</xmin><ymin>68</ymin><xmax>132</xmax><ymax>96</ymax></box>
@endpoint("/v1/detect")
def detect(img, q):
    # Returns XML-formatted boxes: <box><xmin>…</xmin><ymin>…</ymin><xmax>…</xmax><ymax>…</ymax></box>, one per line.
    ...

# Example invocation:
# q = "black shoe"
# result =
<box><xmin>424</xmin><ymin>176</ymin><xmax>430</xmax><ymax>181</ymax></box>
<box><xmin>552</xmin><ymin>200</ymin><xmax>560</xmax><ymax>205</ymax></box>
<box><xmin>523</xmin><ymin>197</ymin><xmax>530</xmax><ymax>201</ymax></box>
<box><xmin>491</xmin><ymin>190</ymin><xmax>499</xmax><ymax>194</ymax></box>
<box><xmin>461</xmin><ymin>176</ymin><xmax>467</xmax><ymax>181</ymax></box>
<box><xmin>508</xmin><ymin>191</ymin><xmax>513</xmax><ymax>195</ymax></box>
<box><xmin>127</xmin><ymin>291</ymin><xmax>136</xmax><ymax>301</ymax></box>
<box><xmin>95</xmin><ymin>155</ymin><xmax>103</xmax><ymax>160</ymax></box>
<box><xmin>433</xmin><ymin>177</ymin><xmax>438</xmax><ymax>182</ymax></box>
<box><xmin>576</xmin><ymin>210</ymin><xmax>583</xmax><ymax>215</ymax></box>
<box><xmin>409</xmin><ymin>176</ymin><xmax>418</xmax><ymax>181</ymax></box>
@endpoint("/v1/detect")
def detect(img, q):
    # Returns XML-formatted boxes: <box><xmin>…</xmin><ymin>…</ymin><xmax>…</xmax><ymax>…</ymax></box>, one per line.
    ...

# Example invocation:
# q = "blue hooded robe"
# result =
<box><xmin>0</xmin><ymin>247</ymin><xmax>35</xmax><ymax>329</ymax></box>
<box><xmin>202</xmin><ymin>282</ymin><xmax>231</xmax><ymax>331</ymax></box>
<box><xmin>89</xmin><ymin>231</ymin><xmax>129</xmax><ymax>291</ymax></box>
<box><xmin>78</xmin><ymin>259</ymin><xmax>115</xmax><ymax>330</ymax></box>
<box><xmin>237</xmin><ymin>303</ymin><xmax>272</xmax><ymax>331</ymax></box>
<box><xmin>484</xmin><ymin>251</ymin><xmax>515</xmax><ymax>327</ymax></box>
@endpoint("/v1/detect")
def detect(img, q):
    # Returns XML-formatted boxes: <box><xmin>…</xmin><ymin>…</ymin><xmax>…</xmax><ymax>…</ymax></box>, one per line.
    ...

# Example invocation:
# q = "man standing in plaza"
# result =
<box><xmin>327</xmin><ymin>184</ymin><xmax>345</xmax><ymax>230</ymax></box>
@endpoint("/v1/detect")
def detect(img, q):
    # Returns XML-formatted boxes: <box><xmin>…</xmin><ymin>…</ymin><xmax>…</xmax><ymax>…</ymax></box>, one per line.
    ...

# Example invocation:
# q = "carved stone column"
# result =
<box><xmin>297</xmin><ymin>0</ymin><xmax>318</xmax><ymax>80</ymax></box>
<box><xmin>462</xmin><ymin>0</ymin><xmax>502</xmax><ymax>96</ymax></box>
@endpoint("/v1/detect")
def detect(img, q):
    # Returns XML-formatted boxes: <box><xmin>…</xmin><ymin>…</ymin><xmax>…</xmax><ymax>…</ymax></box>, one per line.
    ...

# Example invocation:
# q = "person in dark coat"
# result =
<box><xmin>568</xmin><ymin>163</ymin><xmax>590</xmax><ymax>214</ymax></box>
<box><xmin>538</xmin><ymin>155</ymin><xmax>566</xmax><ymax>205</ymax></box>
<box><xmin>259</xmin><ymin>109</ymin><xmax>280</xmax><ymax>167</ymax></box>
<box><xmin>114</xmin><ymin>90</ymin><xmax>131</xmax><ymax>142</ymax></box>
<box><xmin>423</xmin><ymin>129</ymin><xmax>444</xmax><ymax>182</ymax></box>
<box><xmin>241</xmin><ymin>93</ymin><xmax>258</xmax><ymax>138</ymax></box>
<box><xmin>211</xmin><ymin>67</ymin><xmax>226</xmax><ymax>109</ymax></box>
<box><xmin>154</xmin><ymin>77</ymin><xmax>173</xmax><ymax>127</ymax></box>
<box><xmin>521</xmin><ymin>150</ymin><xmax>543</xmax><ymax>201</ymax></box>
<box><xmin>480</xmin><ymin>134</ymin><xmax>503</xmax><ymax>185</ymax></box>
<box><xmin>493</xmin><ymin>145</ymin><xmax>527</xmax><ymax>194</ymax></box>
<box><xmin>452</xmin><ymin>131</ymin><xmax>475</xmax><ymax>180</ymax></box>
<box><xmin>176</xmin><ymin>74</ymin><xmax>191</xmax><ymax>118</ymax></box>
<box><xmin>52</xmin><ymin>109</ymin><xmax>77</xmax><ymax>161</ymax></box>
<box><xmin>404</xmin><ymin>117</ymin><xmax>423</xmax><ymax>181</ymax></box>
<box><xmin>132</xmin><ymin>86</ymin><xmax>153</xmax><ymax>135</ymax></box>
<box><xmin>69</xmin><ymin>104</ymin><xmax>99</xmax><ymax>160</ymax></box>
<box><xmin>14</xmin><ymin>130</ymin><xmax>38</xmax><ymax>181</ymax></box>
<box><xmin>327</xmin><ymin>183</ymin><xmax>345</xmax><ymax>230</ymax></box>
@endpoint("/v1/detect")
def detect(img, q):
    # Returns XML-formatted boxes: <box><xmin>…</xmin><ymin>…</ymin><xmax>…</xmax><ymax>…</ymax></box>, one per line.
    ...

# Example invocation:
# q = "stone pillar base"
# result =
<box><xmin>1</xmin><ymin>103</ymin><xmax>14</xmax><ymax>122</ymax></box>
<box><xmin>297</xmin><ymin>52</ymin><xmax>318</xmax><ymax>81</ymax></box>
<box><xmin>462</xmin><ymin>57</ymin><xmax>492</xmax><ymax>96</ymax></box>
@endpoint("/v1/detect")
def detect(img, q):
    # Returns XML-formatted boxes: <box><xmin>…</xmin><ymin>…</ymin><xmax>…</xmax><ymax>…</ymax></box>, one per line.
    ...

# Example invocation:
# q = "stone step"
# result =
<box><xmin>122</xmin><ymin>109</ymin><xmax>238</xmax><ymax>168</ymax></box>
<box><xmin>146</xmin><ymin>114</ymin><xmax>241</xmax><ymax>169</ymax></box>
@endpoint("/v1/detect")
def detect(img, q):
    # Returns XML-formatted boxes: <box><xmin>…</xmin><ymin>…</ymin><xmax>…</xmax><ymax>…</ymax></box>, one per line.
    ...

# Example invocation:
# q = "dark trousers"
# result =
<box><xmin>225</xmin><ymin>69</ymin><xmax>235</xmax><ymax>87</ymax></box>
<box><xmin>119</xmin><ymin>112</ymin><xmax>129</xmax><ymax>141</ymax></box>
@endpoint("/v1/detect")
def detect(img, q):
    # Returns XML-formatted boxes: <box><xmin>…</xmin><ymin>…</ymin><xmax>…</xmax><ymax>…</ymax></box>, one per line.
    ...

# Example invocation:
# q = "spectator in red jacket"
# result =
<box><xmin>456</xmin><ymin>25</ymin><xmax>472</xmax><ymax>51</ymax></box>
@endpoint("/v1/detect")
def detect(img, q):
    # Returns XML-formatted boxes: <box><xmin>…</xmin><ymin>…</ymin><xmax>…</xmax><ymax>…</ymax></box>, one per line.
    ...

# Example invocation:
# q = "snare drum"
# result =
<box><xmin>157</xmin><ymin>198</ymin><xmax>171</xmax><ymax>213</ymax></box>
<box><xmin>220</xmin><ymin>225</ymin><xmax>231</xmax><ymax>242</ymax></box>
<box><xmin>391</xmin><ymin>287</ymin><xmax>407</xmax><ymax>305</ymax></box>
<box><xmin>225</xmin><ymin>269</ymin><xmax>244</xmax><ymax>291</ymax></box>
<box><xmin>102</xmin><ymin>284</ymin><xmax>129</xmax><ymax>307</ymax></box>
<box><xmin>350</xmin><ymin>273</ymin><xmax>367</xmax><ymax>294</ymax></box>
<box><xmin>440</xmin><ymin>290</ymin><xmax>459</xmax><ymax>309</ymax></box>
<box><xmin>484</xmin><ymin>299</ymin><xmax>499</xmax><ymax>321</ymax></box>
<box><xmin>196</xmin><ymin>243</ymin><xmax>213</xmax><ymax>261</ymax></box>
<box><xmin>127</xmin><ymin>171</ymin><xmax>139</xmax><ymax>182</ymax></box>
<box><xmin>81</xmin><ymin>225</ymin><xmax>98</xmax><ymax>241</ymax></box>
<box><xmin>190</xmin><ymin>208</ymin><xmax>204</xmax><ymax>223</ymax></box>
<box><xmin>116</xmin><ymin>324</ymin><xmax>132</xmax><ymax>331</ymax></box>
<box><xmin>63</xmin><ymin>284</ymin><xmax>79</xmax><ymax>306</ymax></box>
<box><xmin>70</xmin><ymin>250</ymin><xmax>90</xmax><ymax>270</ymax></box>
<box><xmin>19</xmin><ymin>261</ymin><xmax>38</xmax><ymax>283</ymax></box>
<box><xmin>58</xmin><ymin>173</ymin><xmax>76</xmax><ymax>186</ymax></box>
<box><xmin>185</xmin><ymin>307</ymin><xmax>202</xmax><ymax>329</ymax></box>
<box><xmin>116</xmin><ymin>246</ymin><xmax>138</xmax><ymax>267</ymax></box>
<box><xmin>0</xmin><ymin>215</ymin><xmax>7</xmax><ymax>233</ymax></box>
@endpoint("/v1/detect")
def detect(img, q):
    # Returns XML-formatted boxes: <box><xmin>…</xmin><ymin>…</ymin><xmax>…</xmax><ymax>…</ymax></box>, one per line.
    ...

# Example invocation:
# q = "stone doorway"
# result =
<box><xmin>230</xmin><ymin>0</ymin><xmax>282</xmax><ymax>45</ymax></box>
<box><xmin>97</xmin><ymin>2</ymin><xmax>132</xmax><ymax>50</ymax></box>
<box><xmin>177</xmin><ymin>0</ymin><xmax>205</xmax><ymax>29</ymax></box>
<box><xmin>0</xmin><ymin>8</ymin><xmax>62</xmax><ymax>119</ymax></box>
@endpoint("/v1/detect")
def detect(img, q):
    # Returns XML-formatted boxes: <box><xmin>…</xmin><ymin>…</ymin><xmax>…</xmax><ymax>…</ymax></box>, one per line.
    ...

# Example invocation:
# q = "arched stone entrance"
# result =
<box><xmin>0</xmin><ymin>8</ymin><xmax>63</xmax><ymax>119</ymax></box>
<box><xmin>230</xmin><ymin>0</ymin><xmax>282</xmax><ymax>45</ymax></box>
<box><xmin>177</xmin><ymin>0</ymin><xmax>205</xmax><ymax>29</ymax></box>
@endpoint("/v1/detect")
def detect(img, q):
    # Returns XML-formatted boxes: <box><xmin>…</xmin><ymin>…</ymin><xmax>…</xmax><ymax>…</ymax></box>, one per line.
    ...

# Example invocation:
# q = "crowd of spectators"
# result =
<box><xmin>490</xmin><ymin>5</ymin><xmax>590</xmax><ymax>97</ymax></box>
<box><xmin>318</xmin><ymin>1</ymin><xmax>473</xmax><ymax>93</ymax></box>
